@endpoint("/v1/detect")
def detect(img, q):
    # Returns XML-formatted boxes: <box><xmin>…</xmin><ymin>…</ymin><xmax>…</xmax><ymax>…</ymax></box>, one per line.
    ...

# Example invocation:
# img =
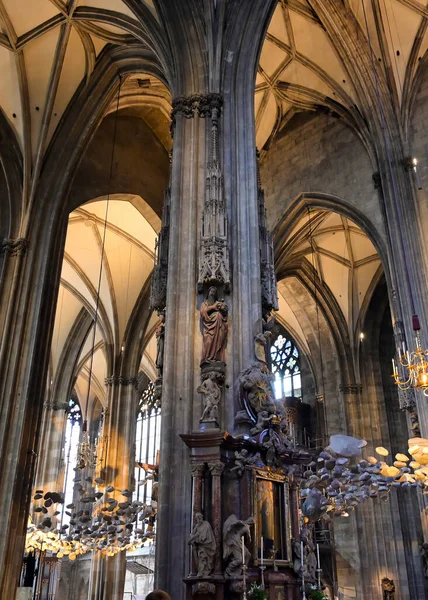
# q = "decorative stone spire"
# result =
<box><xmin>198</xmin><ymin>97</ymin><xmax>230</xmax><ymax>292</ymax></box>
<box><xmin>257</xmin><ymin>149</ymin><xmax>278</xmax><ymax>314</ymax></box>
<box><xmin>150</xmin><ymin>152</ymin><xmax>172</xmax><ymax>312</ymax></box>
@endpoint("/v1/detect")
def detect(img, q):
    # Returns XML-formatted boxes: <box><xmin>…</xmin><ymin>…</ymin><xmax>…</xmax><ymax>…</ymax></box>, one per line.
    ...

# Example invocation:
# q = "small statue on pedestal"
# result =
<box><xmin>188</xmin><ymin>513</ymin><xmax>216</xmax><ymax>577</ymax></box>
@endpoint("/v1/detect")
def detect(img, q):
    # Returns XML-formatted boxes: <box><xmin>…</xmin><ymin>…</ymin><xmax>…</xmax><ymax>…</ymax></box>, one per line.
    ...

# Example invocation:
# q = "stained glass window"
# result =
<box><xmin>270</xmin><ymin>333</ymin><xmax>301</xmax><ymax>400</ymax></box>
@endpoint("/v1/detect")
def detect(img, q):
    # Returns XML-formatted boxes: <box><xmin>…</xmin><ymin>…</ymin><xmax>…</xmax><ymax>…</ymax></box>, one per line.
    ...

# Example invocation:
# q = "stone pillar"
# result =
<box><xmin>190</xmin><ymin>463</ymin><xmax>205</xmax><ymax>524</ymax></box>
<box><xmin>290</xmin><ymin>481</ymin><xmax>300</xmax><ymax>541</ymax></box>
<box><xmin>190</xmin><ymin>463</ymin><xmax>205</xmax><ymax>576</ymax></box>
<box><xmin>88</xmin><ymin>374</ymin><xmax>138</xmax><ymax>600</ymax></box>
<box><xmin>156</xmin><ymin>98</ymin><xmax>209</xmax><ymax>597</ymax></box>
<box><xmin>34</xmin><ymin>400</ymin><xmax>69</xmax><ymax>494</ymax></box>
<box><xmin>0</xmin><ymin>222</ymin><xmax>66</xmax><ymax>599</ymax></box>
<box><xmin>208</xmin><ymin>461</ymin><xmax>224</xmax><ymax>575</ymax></box>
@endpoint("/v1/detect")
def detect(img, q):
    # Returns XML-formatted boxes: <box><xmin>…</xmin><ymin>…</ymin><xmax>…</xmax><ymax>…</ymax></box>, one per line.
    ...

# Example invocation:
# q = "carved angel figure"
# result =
<box><xmin>230</xmin><ymin>449</ymin><xmax>261</xmax><ymax>476</ymax></box>
<box><xmin>223</xmin><ymin>514</ymin><xmax>254</xmax><ymax>578</ymax></box>
<box><xmin>250</xmin><ymin>410</ymin><xmax>273</xmax><ymax>435</ymax></box>
<box><xmin>188</xmin><ymin>513</ymin><xmax>216</xmax><ymax>577</ymax></box>
<box><xmin>200</xmin><ymin>287</ymin><xmax>228</xmax><ymax>365</ymax></box>
<box><xmin>198</xmin><ymin>376</ymin><xmax>221</xmax><ymax>423</ymax></box>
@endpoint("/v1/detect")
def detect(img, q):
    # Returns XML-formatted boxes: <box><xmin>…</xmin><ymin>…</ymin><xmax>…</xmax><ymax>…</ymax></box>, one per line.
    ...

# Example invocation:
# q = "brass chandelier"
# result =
<box><xmin>392</xmin><ymin>315</ymin><xmax>428</xmax><ymax>395</ymax></box>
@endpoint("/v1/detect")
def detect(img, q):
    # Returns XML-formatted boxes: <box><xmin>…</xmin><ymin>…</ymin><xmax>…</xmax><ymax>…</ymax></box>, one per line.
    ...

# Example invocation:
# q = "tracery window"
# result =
<box><xmin>63</xmin><ymin>395</ymin><xmax>82</xmax><ymax>513</ymax></box>
<box><xmin>271</xmin><ymin>333</ymin><xmax>302</xmax><ymax>400</ymax></box>
<box><xmin>134</xmin><ymin>380</ymin><xmax>161</xmax><ymax>504</ymax></box>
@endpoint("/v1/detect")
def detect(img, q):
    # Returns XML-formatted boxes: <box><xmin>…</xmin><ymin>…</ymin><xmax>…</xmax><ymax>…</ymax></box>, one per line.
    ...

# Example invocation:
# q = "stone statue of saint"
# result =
<box><xmin>188</xmin><ymin>513</ymin><xmax>216</xmax><ymax>577</ymax></box>
<box><xmin>200</xmin><ymin>287</ymin><xmax>228</xmax><ymax>365</ymax></box>
<box><xmin>223</xmin><ymin>514</ymin><xmax>254</xmax><ymax>578</ymax></box>
<box><xmin>155</xmin><ymin>311</ymin><xmax>165</xmax><ymax>377</ymax></box>
<box><xmin>198</xmin><ymin>376</ymin><xmax>221</xmax><ymax>423</ymax></box>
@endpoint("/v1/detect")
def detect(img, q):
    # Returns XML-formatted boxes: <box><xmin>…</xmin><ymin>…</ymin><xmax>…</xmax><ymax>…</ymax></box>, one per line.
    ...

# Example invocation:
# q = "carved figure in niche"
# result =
<box><xmin>421</xmin><ymin>542</ymin><xmax>428</xmax><ymax>578</ymax></box>
<box><xmin>223</xmin><ymin>515</ymin><xmax>254</xmax><ymax>578</ymax></box>
<box><xmin>254</xmin><ymin>333</ymin><xmax>269</xmax><ymax>364</ymax></box>
<box><xmin>200</xmin><ymin>287</ymin><xmax>228</xmax><ymax>365</ymax></box>
<box><xmin>239</xmin><ymin>362</ymin><xmax>276</xmax><ymax>417</ymax></box>
<box><xmin>230</xmin><ymin>449</ymin><xmax>261</xmax><ymax>476</ymax></box>
<box><xmin>155</xmin><ymin>311</ymin><xmax>165</xmax><ymax>378</ymax></box>
<box><xmin>198</xmin><ymin>376</ymin><xmax>221</xmax><ymax>423</ymax></box>
<box><xmin>188</xmin><ymin>513</ymin><xmax>216</xmax><ymax>577</ymax></box>
<box><xmin>250</xmin><ymin>410</ymin><xmax>273</xmax><ymax>436</ymax></box>
<box><xmin>381</xmin><ymin>578</ymin><xmax>395</xmax><ymax>600</ymax></box>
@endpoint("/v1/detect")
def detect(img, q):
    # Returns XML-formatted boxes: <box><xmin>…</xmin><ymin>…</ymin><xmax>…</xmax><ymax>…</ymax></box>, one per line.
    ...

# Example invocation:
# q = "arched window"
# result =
<box><xmin>134</xmin><ymin>380</ymin><xmax>161</xmax><ymax>504</ymax></box>
<box><xmin>63</xmin><ymin>395</ymin><xmax>82</xmax><ymax>513</ymax></box>
<box><xmin>271</xmin><ymin>333</ymin><xmax>302</xmax><ymax>400</ymax></box>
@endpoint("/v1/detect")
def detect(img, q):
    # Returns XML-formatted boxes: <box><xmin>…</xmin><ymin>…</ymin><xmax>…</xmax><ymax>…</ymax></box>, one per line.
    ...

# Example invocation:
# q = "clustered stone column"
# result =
<box><xmin>88</xmin><ymin>373</ymin><xmax>138</xmax><ymax>600</ymax></box>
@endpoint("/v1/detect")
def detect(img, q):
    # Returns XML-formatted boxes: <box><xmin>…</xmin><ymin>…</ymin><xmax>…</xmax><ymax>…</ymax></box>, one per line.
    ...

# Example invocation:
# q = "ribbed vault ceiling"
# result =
<box><xmin>0</xmin><ymin>0</ymin><xmax>165</xmax><ymax>166</ymax></box>
<box><xmin>50</xmin><ymin>197</ymin><xmax>158</xmax><ymax>411</ymax></box>
<box><xmin>256</xmin><ymin>0</ymin><xmax>428</xmax><ymax>149</ymax></box>
<box><xmin>276</xmin><ymin>211</ymin><xmax>381</xmax><ymax>344</ymax></box>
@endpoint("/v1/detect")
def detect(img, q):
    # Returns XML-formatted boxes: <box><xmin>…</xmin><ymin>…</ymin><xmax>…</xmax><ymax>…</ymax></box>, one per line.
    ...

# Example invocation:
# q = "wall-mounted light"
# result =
<box><xmin>359</xmin><ymin>332</ymin><xmax>365</xmax><ymax>342</ymax></box>
<box><xmin>405</xmin><ymin>157</ymin><xmax>422</xmax><ymax>190</ymax></box>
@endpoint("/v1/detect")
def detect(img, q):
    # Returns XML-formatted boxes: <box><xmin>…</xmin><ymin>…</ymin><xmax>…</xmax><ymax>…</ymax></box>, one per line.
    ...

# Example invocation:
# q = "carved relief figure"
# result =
<box><xmin>198</xmin><ymin>376</ymin><xmax>221</xmax><ymax>423</ymax></box>
<box><xmin>188</xmin><ymin>513</ymin><xmax>216</xmax><ymax>577</ymax></box>
<box><xmin>155</xmin><ymin>311</ymin><xmax>165</xmax><ymax>378</ymax></box>
<box><xmin>200</xmin><ymin>287</ymin><xmax>228</xmax><ymax>365</ymax></box>
<box><xmin>239</xmin><ymin>362</ymin><xmax>276</xmax><ymax>416</ymax></box>
<box><xmin>223</xmin><ymin>515</ymin><xmax>254</xmax><ymax>578</ymax></box>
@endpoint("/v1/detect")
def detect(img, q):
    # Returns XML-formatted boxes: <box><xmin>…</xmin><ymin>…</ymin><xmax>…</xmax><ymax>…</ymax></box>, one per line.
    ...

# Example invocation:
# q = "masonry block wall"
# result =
<box><xmin>260</xmin><ymin>113</ymin><xmax>385</xmax><ymax>241</ymax></box>
<box><xmin>410</xmin><ymin>68</ymin><xmax>428</xmax><ymax>266</ymax></box>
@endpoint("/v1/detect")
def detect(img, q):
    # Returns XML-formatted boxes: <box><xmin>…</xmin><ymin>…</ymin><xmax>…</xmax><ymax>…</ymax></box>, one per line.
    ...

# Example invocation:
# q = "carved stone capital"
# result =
<box><xmin>315</xmin><ymin>393</ymin><xmax>324</xmax><ymax>403</ymax></box>
<box><xmin>190</xmin><ymin>463</ymin><xmax>206</xmax><ymax>478</ymax></box>
<box><xmin>208</xmin><ymin>461</ymin><xmax>224</xmax><ymax>477</ymax></box>
<box><xmin>339</xmin><ymin>384</ymin><xmax>362</xmax><ymax>395</ymax></box>
<box><xmin>104</xmin><ymin>375</ymin><xmax>138</xmax><ymax>387</ymax></box>
<box><xmin>170</xmin><ymin>93</ymin><xmax>223</xmax><ymax>133</ymax></box>
<box><xmin>1</xmin><ymin>238</ymin><xmax>29</xmax><ymax>257</ymax></box>
<box><xmin>52</xmin><ymin>401</ymin><xmax>70</xmax><ymax>411</ymax></box>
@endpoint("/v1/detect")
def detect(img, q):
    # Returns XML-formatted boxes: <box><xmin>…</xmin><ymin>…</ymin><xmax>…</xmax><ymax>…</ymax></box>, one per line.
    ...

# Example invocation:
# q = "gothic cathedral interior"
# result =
<box><xmin>1</xmin><ymin>2</ymin><xmax>428</xmax><ymax>600</ymax></box>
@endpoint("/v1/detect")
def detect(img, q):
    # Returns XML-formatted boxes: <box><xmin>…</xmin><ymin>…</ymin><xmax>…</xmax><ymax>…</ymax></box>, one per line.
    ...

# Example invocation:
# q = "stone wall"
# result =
<box><xmin>260</xmin><ymin>113</ymin><xmax>385</xmax><ymax>242</ymax></box>
<box><xmin>409</xmin><ymin>67</ymin><xmax>428</xmax><ymax>263</ymax></box>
